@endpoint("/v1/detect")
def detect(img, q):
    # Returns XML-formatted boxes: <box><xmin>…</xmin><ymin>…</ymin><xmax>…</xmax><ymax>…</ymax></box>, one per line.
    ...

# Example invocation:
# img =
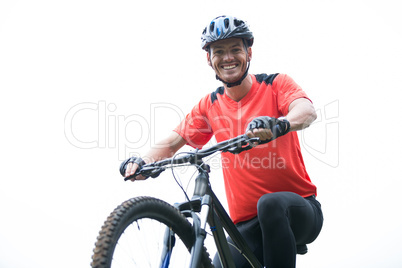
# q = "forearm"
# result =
<box><xmin>284</xmin><ymin>98</ymin><xmax>317</xmax><ymax>132</ymax></box>
<box><xmin>125</xmin><ymin>131</ymin><xmax>187</xmax><ymax>179</ymax></box>
<box><xmin>141</xmin><ymin>131</ymin><xmax>187</xmax><ymax>163</ymax></box>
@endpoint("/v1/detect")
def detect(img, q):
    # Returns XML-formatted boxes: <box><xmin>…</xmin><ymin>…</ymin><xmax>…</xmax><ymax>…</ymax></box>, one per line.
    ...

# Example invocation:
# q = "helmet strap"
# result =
<box><xmin>215</xmin><ymin>62</ymin><xmax>250</xmax><ymax>88</ymax></box>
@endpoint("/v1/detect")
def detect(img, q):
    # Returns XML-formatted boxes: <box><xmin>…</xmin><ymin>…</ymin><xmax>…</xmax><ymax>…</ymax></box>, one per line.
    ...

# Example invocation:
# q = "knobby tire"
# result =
<box><xmin>91</xmin><ymin>196</ymin><xmax>213</xmax><ymax>268</ymax></box>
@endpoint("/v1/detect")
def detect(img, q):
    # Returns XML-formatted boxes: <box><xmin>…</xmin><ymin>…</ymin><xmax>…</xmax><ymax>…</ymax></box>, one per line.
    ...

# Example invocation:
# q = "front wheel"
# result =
<box><xmin>91</xmin><ymin>196</ymin><xmax>213</xmax><ymax>268</ymax></box>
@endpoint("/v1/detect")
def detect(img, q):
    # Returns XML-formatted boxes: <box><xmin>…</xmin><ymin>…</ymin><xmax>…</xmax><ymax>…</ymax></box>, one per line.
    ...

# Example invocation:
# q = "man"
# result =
<box><xmin>124</xmin><ymin>15</ymin><xmax>323</xmax><ymax>268</ymax></box>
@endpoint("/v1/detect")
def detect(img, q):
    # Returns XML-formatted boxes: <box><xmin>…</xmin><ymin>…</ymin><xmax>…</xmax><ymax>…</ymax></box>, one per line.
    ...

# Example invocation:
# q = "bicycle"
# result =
<box><xmin>91</xmin><ymin>134</ymin><xmax>266</xmax><ymax>268</ymax></box>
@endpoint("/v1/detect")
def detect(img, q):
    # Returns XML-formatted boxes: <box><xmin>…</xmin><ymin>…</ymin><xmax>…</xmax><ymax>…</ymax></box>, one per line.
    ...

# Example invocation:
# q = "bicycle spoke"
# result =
<box><xmin>110</xmin><ymin>218</ymin><xmax>191</xmax><ymax>267</ymax></box>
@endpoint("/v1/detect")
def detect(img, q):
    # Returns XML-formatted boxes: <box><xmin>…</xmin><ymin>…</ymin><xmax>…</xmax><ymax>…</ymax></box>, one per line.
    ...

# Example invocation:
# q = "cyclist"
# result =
<box><xmin>125</xmin><ymin>15</ymin><xmax>323</xmax><ymax>268</ymax></box>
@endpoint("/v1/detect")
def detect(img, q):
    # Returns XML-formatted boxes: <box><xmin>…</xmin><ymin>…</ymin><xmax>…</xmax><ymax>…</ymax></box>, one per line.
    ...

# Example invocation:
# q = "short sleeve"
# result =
<box><xmin>274</xmin><ymin>74</ymin><xmax>312</xmax><ymax>115</ymax></box>
<box><xmin>173</xmin><ymin>96</ymin><xmax>213</xmax><ymax>149</ymax></box>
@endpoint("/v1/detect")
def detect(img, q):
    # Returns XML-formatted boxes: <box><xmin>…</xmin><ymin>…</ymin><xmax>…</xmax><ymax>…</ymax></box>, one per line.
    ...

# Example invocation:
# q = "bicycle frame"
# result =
<box><xmin>172</xmin><ymin>162</ymin><xmax>263</xmax><ymax>268</ymax></box>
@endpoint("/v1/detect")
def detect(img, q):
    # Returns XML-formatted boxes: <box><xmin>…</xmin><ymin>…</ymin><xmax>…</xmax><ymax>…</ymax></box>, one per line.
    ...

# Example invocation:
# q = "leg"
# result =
<box><xmin>213</xmin><ymin>217</ymin><xmax>264</xmax><ymax>268</ymax></box>
<box><xmin>257</xmin><ymin>192</ymin><xmax>323</xmax><ymax>268</ymax></box>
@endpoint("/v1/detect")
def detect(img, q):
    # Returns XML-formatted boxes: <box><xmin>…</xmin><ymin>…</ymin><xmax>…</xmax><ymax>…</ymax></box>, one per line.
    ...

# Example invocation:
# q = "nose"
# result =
<box><xmin>223</xmin><ymin>51</ymin><xmax>235</xmax><ymax>62</ymax></box>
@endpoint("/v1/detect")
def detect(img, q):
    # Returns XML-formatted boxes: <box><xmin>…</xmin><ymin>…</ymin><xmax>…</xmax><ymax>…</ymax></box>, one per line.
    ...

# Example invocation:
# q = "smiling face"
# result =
<box><xmin>207</xmin><ymin>38</ymin><xmax>252</xmax><ymax>84</ymax></box>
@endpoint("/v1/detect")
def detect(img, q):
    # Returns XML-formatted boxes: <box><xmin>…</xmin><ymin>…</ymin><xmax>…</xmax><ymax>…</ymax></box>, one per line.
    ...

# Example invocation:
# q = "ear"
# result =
<box><xmin>207</xmin><ymin>52</ymin><xmax>212</xmax><ymax>67</ymax></box>
<box><xmin>247</xmin><ymin>47</ymin><xmax>252</xmax><ymax>62</ymax></box>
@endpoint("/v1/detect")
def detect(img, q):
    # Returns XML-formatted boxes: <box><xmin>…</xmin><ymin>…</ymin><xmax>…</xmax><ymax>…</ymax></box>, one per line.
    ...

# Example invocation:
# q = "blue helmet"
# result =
<box><xmin>201</xmin><ymin>15</ymin><xmax>254</xmax><ymax>51</ymax></box>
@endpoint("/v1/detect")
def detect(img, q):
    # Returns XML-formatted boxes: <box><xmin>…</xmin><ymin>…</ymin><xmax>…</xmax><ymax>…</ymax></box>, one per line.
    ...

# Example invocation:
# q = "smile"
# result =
<box><xmin>222</xmin><ymin>64</ymin><xmax>238</xmax><ymax>70</ymax></box>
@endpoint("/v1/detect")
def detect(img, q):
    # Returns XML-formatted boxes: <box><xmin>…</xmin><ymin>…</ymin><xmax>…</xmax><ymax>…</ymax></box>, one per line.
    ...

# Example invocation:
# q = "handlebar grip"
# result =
<box><xmin>120</xmin><ymin>157</ymin><xmax>146</xmax><ymax>177</ymax></box>
<box><xmin>123</xmin><ymin>165</ymin><xmax>164</xmax><ymax>181</ymax></box>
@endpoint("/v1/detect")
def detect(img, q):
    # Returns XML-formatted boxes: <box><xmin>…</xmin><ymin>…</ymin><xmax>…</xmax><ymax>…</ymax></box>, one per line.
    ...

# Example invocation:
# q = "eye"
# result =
<box><xmin>232</xmin><ymin>48</ymin><xmax>242</xmax><ymax>53</ymax></box>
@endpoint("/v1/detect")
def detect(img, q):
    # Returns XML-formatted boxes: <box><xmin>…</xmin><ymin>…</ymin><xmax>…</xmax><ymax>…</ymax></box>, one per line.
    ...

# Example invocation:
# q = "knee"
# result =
<box><xmin>257</xmin><ymin>193</ymin><xmax>287</xmax><ymax>223</ymax></box>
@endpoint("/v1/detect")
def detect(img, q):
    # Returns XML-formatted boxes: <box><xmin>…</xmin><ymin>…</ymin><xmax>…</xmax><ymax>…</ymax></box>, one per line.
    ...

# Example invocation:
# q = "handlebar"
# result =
<box><xmin>124</xmin><ymin>134</ymin><xmax>261</xmax><ymax>181</ymax></box>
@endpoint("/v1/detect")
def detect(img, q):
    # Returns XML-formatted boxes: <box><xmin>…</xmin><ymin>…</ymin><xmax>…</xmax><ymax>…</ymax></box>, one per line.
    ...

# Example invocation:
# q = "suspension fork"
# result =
<box><xmin>162</xmin><ymin>164</ymin><xmax>213</xmax><ymax>267</ymax></box>
<box><xmin>189</xmin><ymin>166</ymin><xmax>212</xmax><ymax>267</ymax></box>
<box><xmin>159</xmin><ymin>227</ymin><xmax>176</xmax><ymax>268</ymax></box>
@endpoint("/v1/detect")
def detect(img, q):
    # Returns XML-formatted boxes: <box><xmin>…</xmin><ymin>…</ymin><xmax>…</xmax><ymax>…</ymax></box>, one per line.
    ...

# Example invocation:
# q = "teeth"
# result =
<box><xmin>223</xmin><ymin>65</ymin><xmax>237</xmax><ymax>70</ymax></box>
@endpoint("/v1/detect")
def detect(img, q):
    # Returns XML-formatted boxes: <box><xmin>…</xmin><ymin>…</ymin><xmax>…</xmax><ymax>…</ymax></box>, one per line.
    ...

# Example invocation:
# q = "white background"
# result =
<box><xmin>1</xmin><ymin>0</ymin><xmax>402</xmax><ymax>267</ymax></box>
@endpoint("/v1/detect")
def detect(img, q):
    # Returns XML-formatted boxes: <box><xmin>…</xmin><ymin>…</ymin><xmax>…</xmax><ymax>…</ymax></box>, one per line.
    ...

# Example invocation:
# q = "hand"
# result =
<box><xmin>246</xmin><ymin>116</ymin><xmax>290</xmax><ymax>143</ymax></box>
<box><xmin>120</xmin><ymin>157</ymin><xmax>147</xmax><ymax>181</ymax></box>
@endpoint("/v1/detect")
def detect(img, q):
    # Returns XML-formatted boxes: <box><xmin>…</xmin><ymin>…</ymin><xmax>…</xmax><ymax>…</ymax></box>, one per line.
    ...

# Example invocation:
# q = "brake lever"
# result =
<box><xmin>245</xmin><ymin>136</ymin><xmax>261</xmax><ymax>145</ymax></box>
<box><xmin>123</xmin><ymin>166</ymin><xmax>165</xmax><ymax>181</ymax></box>
<box><xmin>124</xmin><ymin>174</ymin><xmax>137</xmax><ymax>181</ymax></box>
<box><xmin>226</xmin><ymin>136</ymin><xmax>261</xmax><ymax>154</ymax></box>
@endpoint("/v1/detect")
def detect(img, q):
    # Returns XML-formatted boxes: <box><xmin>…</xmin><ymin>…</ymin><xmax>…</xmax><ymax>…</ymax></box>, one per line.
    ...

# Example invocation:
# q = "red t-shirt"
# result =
<box><xmin>174</xmin><ymin>73</ymin><xmax>317</xmax><ymax>224</ymax></box>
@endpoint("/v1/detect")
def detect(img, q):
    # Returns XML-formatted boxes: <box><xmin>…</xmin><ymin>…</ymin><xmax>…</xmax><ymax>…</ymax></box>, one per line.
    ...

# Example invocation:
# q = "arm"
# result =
<box><xmin>125</xmin><ymin>131</ymin><xmax>187</xmax><ymax>180</ymax></box>
<box><xmin>246</xmin><ymin>98</ymin><xmax>317</xmax><ymax>141</ymax></box>
<box><xmin>284</xmin><ymin>98</ymin><xmax>317</xmax><ymax>132</ymax></box>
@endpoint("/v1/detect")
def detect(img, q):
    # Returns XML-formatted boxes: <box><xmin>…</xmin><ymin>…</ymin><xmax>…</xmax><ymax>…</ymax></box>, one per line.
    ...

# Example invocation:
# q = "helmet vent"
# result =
<box><xmin>209</xmin><ymin>22</ymin><xmax>215</xmax><ymax>33</ymax></box>
<box><xmin>224</xmin><ymin>18</ymin><xmax>230</xmax><ymax>28</ymax></box>
<box><xmin>234</xmin><ymin>19</ymin><xmax>243</xmax><ymax>27</ymax></box>
<box><xmin>201</xmin><ymin>15</ymin><xmax>253</xmax><ymax>50</ymax></box>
